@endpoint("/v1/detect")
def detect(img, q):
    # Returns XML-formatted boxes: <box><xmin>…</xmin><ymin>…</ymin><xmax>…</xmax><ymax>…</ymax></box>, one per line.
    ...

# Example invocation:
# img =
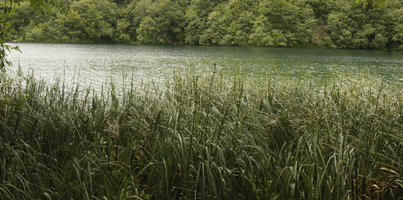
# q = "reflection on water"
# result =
<box><xmin>8</xmin><ymin>43</ymin><xmax>403</xmax><ymax>88</ymax></box>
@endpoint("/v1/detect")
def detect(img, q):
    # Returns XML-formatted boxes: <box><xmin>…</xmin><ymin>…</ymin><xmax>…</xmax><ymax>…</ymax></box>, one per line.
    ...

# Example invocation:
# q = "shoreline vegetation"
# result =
<box><xmin>5</xmin><ymin>0</ymin><xmax>403</xmax><ymax>50</ymax></box>
<box><xmin>8</xmin><ymin>41</ymin><xmax>403</xmax><ymax>52</ymax></box>
<box><xmin>1</xmin><ymin>70</ymin><xmax>402</xmax><ymax>199</ymax></box>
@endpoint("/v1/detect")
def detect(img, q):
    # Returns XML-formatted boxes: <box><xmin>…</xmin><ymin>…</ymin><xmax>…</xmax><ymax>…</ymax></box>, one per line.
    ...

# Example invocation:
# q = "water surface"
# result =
<box><xmin>9</xmin><ymin>43</ymin><xmax>403</xmax><ymax>88</ymax></box>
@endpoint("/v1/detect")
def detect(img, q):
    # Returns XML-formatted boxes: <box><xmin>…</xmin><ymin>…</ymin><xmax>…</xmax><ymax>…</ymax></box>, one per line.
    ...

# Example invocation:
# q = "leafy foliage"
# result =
<box><xmin>0</xmin><ymin>0</ymin><xmax>56</xmax><ymax>71</ymax></box>
<box><xmin>4</xmin><ymin>0</ymin><xmax>403</xmax><ymax>50</ymax></box>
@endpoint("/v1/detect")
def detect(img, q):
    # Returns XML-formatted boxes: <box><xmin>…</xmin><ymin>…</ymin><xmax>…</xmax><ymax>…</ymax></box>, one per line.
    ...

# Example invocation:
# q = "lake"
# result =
<box><xmin>8</xmin><ymin>43</ymin><xmax>403</xmax><ymax>88</ymax></box>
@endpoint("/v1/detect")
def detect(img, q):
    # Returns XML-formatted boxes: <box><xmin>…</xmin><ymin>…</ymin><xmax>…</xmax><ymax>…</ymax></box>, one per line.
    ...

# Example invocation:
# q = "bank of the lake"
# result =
<box><xmin>1</xmin><ymin>70</ymin><xmax>402</xmax><ymax>200</ymax></box>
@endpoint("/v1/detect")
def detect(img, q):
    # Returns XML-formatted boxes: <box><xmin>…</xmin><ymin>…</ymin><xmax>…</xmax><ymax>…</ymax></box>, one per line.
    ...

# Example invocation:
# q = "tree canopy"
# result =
<box><xmin>4</xmin><ymin>0</ymin><xmax>403</xmax><ymax>51</ymax></box>
<box><xmin>1</xmin><ymin>0</ymin><xmax>56</xmax><ymax>70</ymax></box>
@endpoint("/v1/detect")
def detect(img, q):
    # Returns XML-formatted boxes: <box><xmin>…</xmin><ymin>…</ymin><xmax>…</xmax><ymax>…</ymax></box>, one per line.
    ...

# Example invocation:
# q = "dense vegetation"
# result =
<box><xmin>1</xmin><ymin>0</ymin><xmax>53</xmax><ymax>70</ymax></box>
<box><xmin>1</xmin><ymin>71</ymin><xmax>402</xmax><ymax>199</ymax></box>
<box><xmin>5</xmin><ymin>0</ymin><xmax>403</xmax><ymax>50</ymax></box>
<box><xmin>1</xmin><ymin>1</ymin><xmax>402</xmax><ymax>199</ymax></box>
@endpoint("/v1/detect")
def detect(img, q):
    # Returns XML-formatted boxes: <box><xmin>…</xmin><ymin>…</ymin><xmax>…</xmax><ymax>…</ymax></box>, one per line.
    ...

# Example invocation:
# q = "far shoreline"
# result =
<box><xmin>8</xmin><ymin>41</ymin><xmax>403</xmax><ymax>53</ymax></box>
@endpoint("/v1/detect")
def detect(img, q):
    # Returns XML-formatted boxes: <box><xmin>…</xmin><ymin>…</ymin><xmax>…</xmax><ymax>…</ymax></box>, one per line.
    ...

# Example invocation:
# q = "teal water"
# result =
<box><xmin>9</xmin><ymin>43</ymin><xmax>403</xmax><ymax>87</ymax></box>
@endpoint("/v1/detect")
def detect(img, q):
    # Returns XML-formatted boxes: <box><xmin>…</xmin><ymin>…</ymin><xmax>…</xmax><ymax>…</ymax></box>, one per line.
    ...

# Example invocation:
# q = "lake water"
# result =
<box><xmin>8</xmin><ymin>43</ymin><xmax>403</xmax><ymax>88</ymax></box>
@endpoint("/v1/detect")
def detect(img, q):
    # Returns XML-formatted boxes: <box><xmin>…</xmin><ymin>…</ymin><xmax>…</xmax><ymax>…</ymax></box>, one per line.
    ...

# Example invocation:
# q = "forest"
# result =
<box><xmin>5</xmin><ymin>0</ymin><xmax>403</xmax><ymax>50</ymax></box>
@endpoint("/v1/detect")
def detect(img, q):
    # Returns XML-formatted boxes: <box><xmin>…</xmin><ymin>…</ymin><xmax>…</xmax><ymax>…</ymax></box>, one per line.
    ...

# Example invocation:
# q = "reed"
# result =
<box><xmin>0</xmin><ymin>70</ymin><xmax>402</xmax><ymax>200</ymax></box>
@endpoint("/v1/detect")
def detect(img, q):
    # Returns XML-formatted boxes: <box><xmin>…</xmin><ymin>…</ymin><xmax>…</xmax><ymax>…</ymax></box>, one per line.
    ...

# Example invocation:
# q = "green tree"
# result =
<box><xmin>6</xmin><ymin>2</ymin><xmax>34</xmax><ymax>36</ymax></box>
<box><xmin>122</xmin><ymin>0</ymin><xmax>153</xmax><ymax>42</ymax></box>
<box><xmin>184</xmin><ymin>0</ymin><xmax>223</xmax><ymax>45</ymax></box>
<box><xmin>136</xmin><ymin>0</ymin><xmax>185</xmax><ymax>44</ymax></box>
<box><xmin>356</xmin><ymin>0</ymin><xmax>386</xmax><ymax>11</ymax></box>
<box><xmin>136</xmin><ymin>16</ymin><xmax>158</xmax><ymax>44</ymax></box>
<box><xmin>0</xmin><ymin>0</ymin><xmax>55</xmax><ymax>71</ymax></box>
<box><xmin>24</xmin><ymin>17</ymin><xmax>62</xmax><ymax>42</ymax></box>
<box><xmin>3</xmin><ymin>0</ymin><xmax>403</xmax><ymax>50</ymax></box>
<box><xmin>325</xmin><ymin>0</ymin><xmax>393</xmax><ymax>49</ymax></box>
<box><xmin>250</xmin><ymin>0</ymin><xmax>315</xmax><ymax>47</ymax></box>
<box><xmin>61</xmin><ymin>0</ymin><xmax>118</xmax><ymax>42</ymax></box>
<box><xmin>222</xmin><ymin>0</ymin><xmax>257</xmax><ymax>46</ymax></box>
<box><xmin>389</xmin><ymin>5</ymin><xmax>403</xmax><ymax>49</ymax></box>
<box><xmin>200</xmin><ymin>3</ymin><xmax>231</xmax><ymax>45</ymax></box>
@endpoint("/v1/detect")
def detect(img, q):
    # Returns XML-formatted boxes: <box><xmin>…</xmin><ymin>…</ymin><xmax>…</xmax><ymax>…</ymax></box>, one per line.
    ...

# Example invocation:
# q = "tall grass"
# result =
<box><xmin>0</xmin><ymin>70</ymin><xmax>402</xmax><ymax>200</ymax></box>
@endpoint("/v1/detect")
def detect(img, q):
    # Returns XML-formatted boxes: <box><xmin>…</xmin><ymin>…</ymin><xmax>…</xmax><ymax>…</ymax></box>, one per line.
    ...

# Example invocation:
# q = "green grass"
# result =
<box><xmin>0</xmin><ymin>70</ymin><xmax>402</xmax><ymax>200</ymax></box>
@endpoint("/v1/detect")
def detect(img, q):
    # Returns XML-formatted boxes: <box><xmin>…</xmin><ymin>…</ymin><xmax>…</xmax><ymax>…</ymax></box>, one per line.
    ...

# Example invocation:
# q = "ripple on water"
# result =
<box><xmin>8</xmin><ymin>43</ymin><xmax>403</xmax><ymax>90</ymax></box>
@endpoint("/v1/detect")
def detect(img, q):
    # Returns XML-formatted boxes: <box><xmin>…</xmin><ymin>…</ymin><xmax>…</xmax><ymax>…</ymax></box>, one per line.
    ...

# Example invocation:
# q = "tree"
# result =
<box><xmin>389</xmin><ymin>5</ymin><xmax>403</xmax><ymax>49</ymax></box>
<box><xmin>6</xmin><ymin>2</ymin><xmax>34</xmax><ymax>36</ymax></box>
<box><xmin>121</xmin><ymin>0</ymin><xmax>153</xmax><ymax>42</ymax></box>
<box><xmin>136</xmin><ymin>0</ymin><xmax>185</xmax><ymax>44</ymax></box>
<box><xmin>356</xmin><ymin>0</ymin><xmax>386</xmax><ymax>11</ymax></box>
<box><xmin>200</xmin><ymin>3</ymin><xmax>231</xmax><ymax>45</ymax></box>
<box><xmin>324</xmin><ymin>0</ymin><xmax>393</xmax><ymax>49</ymax></box>
<box><xmin>136</xmin><ymin>16</ymin><xmax>158</xmax><ymax>44</ymax></box>
<box><xmin>249</xmin><ymin>0</ymin><xmax>315</xmax><ymax>47</ymax></box>
<box><xmin>2</xmin><ymin>0</ymin><xmax>402</xmax><ymax>50</ymax></box>
<box><xmin>61</xmin><ymin>0</ymin><xmax>118</xmax><ymax>42</ymax></box>
<box><xmin>184</xmin><ymin>0</ymin><xmax>223</xmax><ymax>45</ymax></box>
<box><xmin>0</xmin><ymin>0</ymin><xmax>55</xmax><ymax>71</ymax></box>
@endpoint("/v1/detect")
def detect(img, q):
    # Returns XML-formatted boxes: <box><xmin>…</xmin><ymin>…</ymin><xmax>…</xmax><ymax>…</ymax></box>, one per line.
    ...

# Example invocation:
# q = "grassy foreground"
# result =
<box><xmin>0</xmin><ymin>71</ymin><xmax>402</xmax><ymax>200</ymax></box>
